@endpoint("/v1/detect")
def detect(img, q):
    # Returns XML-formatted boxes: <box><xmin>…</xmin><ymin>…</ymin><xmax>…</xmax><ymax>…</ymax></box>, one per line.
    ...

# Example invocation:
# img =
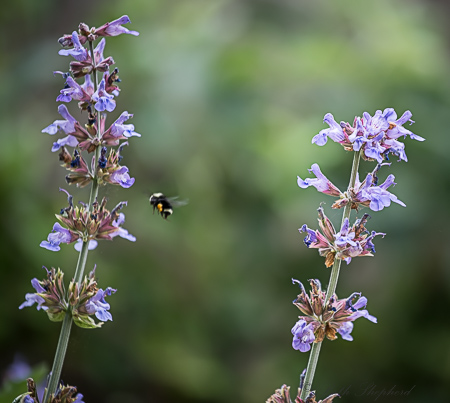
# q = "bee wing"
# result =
<box><xmin>168</xmin><ymin>197</ymin><xmax>189</xmax><ymax>208</ymax></box>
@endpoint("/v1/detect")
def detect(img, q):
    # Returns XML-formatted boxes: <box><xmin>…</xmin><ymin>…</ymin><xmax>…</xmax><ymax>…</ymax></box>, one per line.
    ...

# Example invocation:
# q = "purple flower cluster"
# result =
<box><xmin>298</xmin><ymin>163</ymin><xmax>405</xmax><ymax>212</ymax></box>
<box><xmin>40</xmin><ymin>189</ymin><xmax>135</xmax><ymax>252</ymax></box>
<box><xmin>19</xmin><ymin>268</ymin><xmax>67</xmax><ymax>321</ymax></box>
<box><xmin>68</xmin><ymin>267</ymin><xmax>116</xmax><ymax>328</ymax></box>
<box><xmin>291</xmin><ymin>279</ymin><xmax>376</xmax><ymax>348</ymax></box>
<box><xmin>312</xmin><ymin>108</ymin><xmax>424</xmax><ymax>162</ymax></box>
<box><xmin>299</xmin><ymin>207</ymin><xmax>385</xmax><ymax>267</ymax></box>
<box><xmin>19</xmin><ymin>266</ymin><xmax>116</xmax><ymax>329</ymax></box>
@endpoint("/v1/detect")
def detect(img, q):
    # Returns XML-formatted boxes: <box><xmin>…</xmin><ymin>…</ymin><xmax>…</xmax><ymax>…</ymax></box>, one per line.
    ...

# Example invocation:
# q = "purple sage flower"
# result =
<box><xmin>92</xmin><ymin>78</ymin><xmax>116</xmax><ymax>112</ymax></box>
<box><xmin>111</xmin><ymin>213</ymin><xmax>136</xmax><ymax>242</ymax></box>
<box><xmin>40</xmin><ymin>222</ymin><xmax>78</xmax><ymax>252</ymax></box>
<box><xmin>19</xmin><ymin>277</ymin><xmax>48</xmax><ymax>311</ymax></box>
<box><xmin>312</xmin><ymin>113</ymin><xmax>346</xmax><ymax>146</ymax></box>
<box><xmin>19</xmin><ymin>293</ymin><xmax>46</xmax><ymax>311</ymax></box>
<box><xmin>42</xmin><ymin>104</ymin><xmax>94</xmax><ymax>152</ymax></box>
<box><xmin>94</xmin><ymin>15</ymin><xmax>139</xmax><ymax>38</ymax></box>
<box><xmin>56</xmin><ymin>75</ymin><xmax>91</xmax><ymax>104</ymax></box>
<box><xmin>358</xmin><ymin>174</ymin><xmax>405</xmax><ymax>211</ymax></box>
<box><xmin>297</xmin><ymin>163</ymin><xmax>341</xmax><ymax>197</ymax></box>
<box><xmin>109</xmin><ymin>166</ymin><xmax>135</xmax><ymax>188</ymax></box>
<box><xmin>42</xmin><ymin>104</ymin><xmax>76</xmax><ymax>135</ymax></box>
<box><xmin>58</xmin><ymin>31</ymin><xmax>89</xmax><ymax>61</ymax></box>
<box><xmin>291</xmin><ymin>319</ymin><xmax>315</xmax><ymax>352</ymax></box>
<box><xmin>101</xmin><ymin>111</ymin><xmax>141</xmax><ymax>145</ymax></box>
<box><xmin>85</xmin><ymin>287</ymin><xmax>117</xmax><ymax>322</ymax></box>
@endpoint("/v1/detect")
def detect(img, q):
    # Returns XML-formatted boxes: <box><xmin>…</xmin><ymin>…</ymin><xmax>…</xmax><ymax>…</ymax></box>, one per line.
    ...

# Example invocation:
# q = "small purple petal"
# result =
<box><xmin>19</xmin><ymin>293</ymin><xmax>46</xmax><ymax>310</ymax></box>
<box><xmin>31</xmin><ymin>278</ymin><xmax>45</xmax><ymax>293</ymax></box>
<box><xmin>94</xmin><ymin>38</ymin><xmax>106</xmax><ymax>63</ymax></box>
<box><xmin>322</xmin><ymin>113</ymin><xmax>346</xmax><ymax>142</ymax></box>
<box><xmin>337</xmin><ymin>321</ymin><xmax>354</xmax><ymax>341</ymax></box>
<box><xmin>74</xmin><ymin>239</ymin><xmax>98</xmax><ymax>252</ymax></box>
<box><xmin>40</xmin><ymin>240</ymin><xmax>61</xmax><ymax>252</ymax></box>
<box><xmin>291</xmin><ymin>319</ymin><xmax>315</xmax><ymax>352</ymax></box>
<box><xmin>51</xmin><ymin>135</ymin><xmax>79</xmax><ymax>152</ymax></box>
<box><xmin>312</xmin><ymin>129</ymin><xmax>328</xmax><ymax>146</ymax></box>
<box><xmin>111</xmin><ymin>213</ymin><xmax>136</xmax><ymax>242</ymax></box>
<box><xmin>110</xmin><ymin>166</ymin><xmax>135</xmax><ymax>188</ymax></box>
<box><xmin>85</xmin><ymin>288</ymin><xmax>116</xmax><ymax>322</ymax></box>
<box><xmin>92</xmin><ymin>79</ymin><xmax>116</xmax><ymax>112</ymax></box>
<box><xmin>40</xmin><ymin>223</ymin><xmax>74</xmax><ymax>251</ymax></box>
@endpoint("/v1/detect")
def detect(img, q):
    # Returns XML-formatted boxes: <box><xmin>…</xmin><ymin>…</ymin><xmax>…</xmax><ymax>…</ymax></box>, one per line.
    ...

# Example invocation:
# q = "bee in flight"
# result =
<box><xmin>149</xmin><ymin>193</ymin><xmax>187</xmax><ymax>219</ymax></box>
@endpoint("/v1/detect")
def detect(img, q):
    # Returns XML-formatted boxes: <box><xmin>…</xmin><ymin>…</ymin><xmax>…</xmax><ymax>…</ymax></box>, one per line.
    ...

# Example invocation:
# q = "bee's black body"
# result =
<box><xmin>149</xmin><ymin>193</ymin><xmax>174</xmax><ymax>219</ymax></box>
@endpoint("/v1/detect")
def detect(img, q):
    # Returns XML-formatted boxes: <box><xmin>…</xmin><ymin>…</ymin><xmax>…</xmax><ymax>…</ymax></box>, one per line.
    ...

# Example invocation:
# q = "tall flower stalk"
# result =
<box><xmin>267</xmin><ymin>109</ymin><xmax>424</xmax><ymax>403</ymax></box>
<box><xmin>16</xmin><ymin>16</ymin><xmax>139</xmax><ymax>403</ymax></box>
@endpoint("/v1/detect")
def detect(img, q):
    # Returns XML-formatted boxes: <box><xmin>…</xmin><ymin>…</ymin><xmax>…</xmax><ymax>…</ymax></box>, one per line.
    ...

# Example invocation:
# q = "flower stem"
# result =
<box><xmin>42</xmin><ymin>313</ymin><xmax>73</xmax><ymax>402</ymax></box>
<box><xmin>300</xmin><ymin>149</ymin><xmax>362</xmax><ymax>400</ymax></box>
<box><xmin>43</xmin><ymin>41</ymin><xmax>103</xmax><ymax>403</ymax></box>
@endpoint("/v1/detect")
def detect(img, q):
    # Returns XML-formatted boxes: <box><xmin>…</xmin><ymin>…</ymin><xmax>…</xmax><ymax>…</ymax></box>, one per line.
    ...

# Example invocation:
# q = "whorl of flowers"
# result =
<box><xmin>292</xmin><ymin>279</ymin><xmax>376</xmax><ymax>345</ymax></box>
<box><xmin>299</xmin><ymin>206</ymin><xmax>385</xmax><ymax>267</ymax></box>
<box><xmin>39</xmin><ymin>188</ymin><xmax>135</xmax><ymax>252</ymax></box>
<box><xmin>298</xmin><ymin>163</ymin><xmax>405</xmax><ymax>212</ymax></box>
<box><xmin>19</xmin><ymin>266</ymin><xmax>116</xmax><ymax>329</ymax></box>
<box><xmin>312</xmin><ymin>108</ymin><xmax>424</xmax><ymax>163</ymax></box>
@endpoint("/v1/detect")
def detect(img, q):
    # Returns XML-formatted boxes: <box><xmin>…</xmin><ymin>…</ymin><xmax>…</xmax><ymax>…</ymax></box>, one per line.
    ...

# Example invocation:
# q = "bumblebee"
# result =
<box><xmin>149</xmin><ymin>193</ymin><xmax>187</xmax><ymax>219</ymax></box>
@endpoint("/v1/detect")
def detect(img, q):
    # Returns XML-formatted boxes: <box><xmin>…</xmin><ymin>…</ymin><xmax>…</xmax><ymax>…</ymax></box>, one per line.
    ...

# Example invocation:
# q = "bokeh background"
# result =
<box><xmin>1</xmin><ymin>0</ymin><xmax>449</xmax><ymax>402</ymax></box>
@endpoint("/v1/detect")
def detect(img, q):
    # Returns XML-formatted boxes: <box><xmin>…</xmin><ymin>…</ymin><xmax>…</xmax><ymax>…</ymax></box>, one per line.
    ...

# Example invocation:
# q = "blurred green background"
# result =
<box><xmin>1</xmin><ymin>0</ymin><xmax>449</xmax><ymax>402</ymax></box>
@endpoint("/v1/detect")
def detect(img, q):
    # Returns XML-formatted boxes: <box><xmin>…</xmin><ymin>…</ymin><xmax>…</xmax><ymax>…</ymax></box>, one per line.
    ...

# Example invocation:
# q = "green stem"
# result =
<box><xmin>89</xmin><ymin>41</ymin><xmax>99</xmax><ymax>93</ymax></box>
<box><xmin>300</xmin><ymin>149</ymin><xmax>362</xmax><ymax>400</ymax></box>
<box><xmin>43</xmin><ymin>41</ymin><xmax>102</xmax><ymax>403</ymax></box>
<box><xmin>43</xmin><ymin>314</ymin><xmax>73</xmax><ymax>402</ymax></box>
<box><xmin>42</xmin><ymin>229</ymin><xmax>94</xmax><ymax>402</ymax></box>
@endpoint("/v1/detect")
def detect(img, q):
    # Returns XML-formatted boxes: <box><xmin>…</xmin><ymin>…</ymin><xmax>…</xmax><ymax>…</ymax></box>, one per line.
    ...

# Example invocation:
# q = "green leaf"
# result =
<box><xmin>73</xmin><ymin>314</ymin><xmax>103</xmax><ymax>329</ymax></box>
